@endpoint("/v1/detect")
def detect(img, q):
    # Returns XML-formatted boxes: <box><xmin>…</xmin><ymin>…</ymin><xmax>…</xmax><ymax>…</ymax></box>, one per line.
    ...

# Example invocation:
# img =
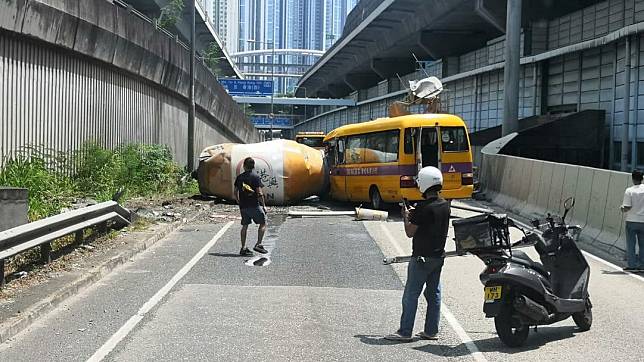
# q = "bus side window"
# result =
<box><xmin>326</xmin><ymin>143</ymin><xmax>337</xmax><ymax>167</ymax></box>
<box><xmin>345</xmin><ymin>136</ymin><xmax>364</xmax><ymax>163</ymax></box>
<box><xmin>404</xmin><ymin>128</ymin><xmax>414</xmax><ymax>154</ymax></box>
<box><xmin>337</xmin><ymin>139</ymin><xmax>345</xmax><ymax>164</ymax></box>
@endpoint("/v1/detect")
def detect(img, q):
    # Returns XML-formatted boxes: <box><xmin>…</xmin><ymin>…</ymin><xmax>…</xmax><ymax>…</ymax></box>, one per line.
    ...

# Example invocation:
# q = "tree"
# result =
<box><xmin>203</xmin><ymin>42</ymin><xmax>223</xmax><ymax>75</ymax></box>
<box><xmin>156</xmin><ymin>0</ymin><xmax>184</xmax><ymax>30</ymax></box>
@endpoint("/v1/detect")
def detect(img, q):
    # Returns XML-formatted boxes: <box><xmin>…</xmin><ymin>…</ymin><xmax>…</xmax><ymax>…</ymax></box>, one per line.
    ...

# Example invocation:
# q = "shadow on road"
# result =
<box><xmin>412</xmin><ymin>325</ymin><xmax>578</xmax><ymax>356</ymax></box>
<box><xmin>354</xmin><ymin>334</ymin><xmax>417</xmax><ymax>346</ymax></box>
<box><xmin>208</xmin><ymin>252</ymin><xmax>244</xmax><ymax>258</ymax></box>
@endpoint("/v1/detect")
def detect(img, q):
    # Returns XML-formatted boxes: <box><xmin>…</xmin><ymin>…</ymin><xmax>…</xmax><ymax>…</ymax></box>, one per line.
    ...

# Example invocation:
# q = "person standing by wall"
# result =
<box><xmin>385</xmin><ymin>166</ymin><xmax>450</xmax><ymax>341</ymax></box>
<box><xmin>234</xmin><ymin>157</ymin><xmax>268</xmax><ymax>256</ymax></box>
<box><xmin>621</xmin><ymin>169</ymin><xmax>644</xmax><ymax>271</ymax></box>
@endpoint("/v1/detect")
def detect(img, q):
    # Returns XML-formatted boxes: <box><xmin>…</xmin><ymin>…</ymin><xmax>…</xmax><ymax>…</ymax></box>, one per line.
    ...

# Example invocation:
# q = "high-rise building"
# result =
<box><xmin>323</xmin><ymin>0</ymin><xmax>357</xmax><ymax>50</ymax></box>
<box><xmin>213</xmin><ymin>0</ymin><xmax>357</xmax><ymax>92</ymax></box>
<box><xmin>212</xmin><ymin>0</ymin><xmax>240</xmax><ymax>53</ymax></box>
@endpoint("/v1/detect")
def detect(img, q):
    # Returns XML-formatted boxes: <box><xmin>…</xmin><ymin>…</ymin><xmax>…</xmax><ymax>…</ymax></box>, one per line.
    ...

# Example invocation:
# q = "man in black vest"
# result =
<box><xmin>234</xmin><ymin>157</ymin><xmax>268</xmax><ymax>256</ymax></box>
<box><xmin>385</xmin><ymin>166</ymin><xmax>450</xmax><ymax>342</ymax></box>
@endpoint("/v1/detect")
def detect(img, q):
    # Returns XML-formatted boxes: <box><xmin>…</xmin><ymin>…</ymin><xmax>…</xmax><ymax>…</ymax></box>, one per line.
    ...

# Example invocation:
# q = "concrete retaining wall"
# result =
<box><xmin>481</xmin><ymin>153</ymin><xmax>631</xmax><ymax>259</ymax></box>
<box><xmin>0</xmin><ymin>0</ymin><xmax>259</xmax><ymax>168</ymax></box>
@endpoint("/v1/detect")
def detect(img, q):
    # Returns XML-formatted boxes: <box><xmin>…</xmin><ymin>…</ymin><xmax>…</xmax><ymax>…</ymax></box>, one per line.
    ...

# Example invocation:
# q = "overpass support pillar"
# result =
<box><xmin>502</xmin><ymin>0</ymin><xmax>521</xmax><ymax>136</ymax></box>
<box><xmin>622</xmin><ymin>36</ymin><xmax>632</xmax><ymax>171</ymax></box>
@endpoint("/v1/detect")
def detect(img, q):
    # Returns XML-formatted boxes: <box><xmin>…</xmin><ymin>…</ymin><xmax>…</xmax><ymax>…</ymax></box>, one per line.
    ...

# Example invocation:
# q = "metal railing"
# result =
<box><xmin>111</xmin><ymin>0</ymin><xmax>191</xmax><ymax>50</ymax></box>
<box><xmin>0</xmin><ymin>201</ymin><xmax>131</xmax><ymax>287</ymax></box>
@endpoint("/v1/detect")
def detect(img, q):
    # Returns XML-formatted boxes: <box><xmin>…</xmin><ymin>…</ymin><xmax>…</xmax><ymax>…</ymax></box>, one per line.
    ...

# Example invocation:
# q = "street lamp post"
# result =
<box><xmin>187</xmin><ymin>0</ymin><xmax>196</xmax><ymax>172</ymax></box>
<box><xmin>270</xmin><ymin>41</ymin><xmax>275</xmax><ymax>140</ymax></box>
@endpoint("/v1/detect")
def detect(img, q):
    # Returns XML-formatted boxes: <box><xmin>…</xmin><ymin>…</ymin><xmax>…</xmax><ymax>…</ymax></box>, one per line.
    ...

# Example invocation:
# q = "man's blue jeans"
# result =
<box><xmin>625</xmin><ymin>221</ymin><xmax>644</xmax><ymax>268</ymax></box>
<box><xmin>397</xmin><ymin>256</ymin><xmax>444</xmax><ymax>337</ymax></box>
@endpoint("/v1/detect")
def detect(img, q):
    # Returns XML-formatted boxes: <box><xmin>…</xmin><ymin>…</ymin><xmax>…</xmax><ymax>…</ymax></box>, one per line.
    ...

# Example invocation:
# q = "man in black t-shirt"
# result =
<box><xmin>234</xmin><ymin>157</ymin><xmax>268</xmax><ymax>256</ymax></box>
<box><xmin>385</xmin><ymin>166</ymin><xmax>450</xmax><ymax>342</ymax></box>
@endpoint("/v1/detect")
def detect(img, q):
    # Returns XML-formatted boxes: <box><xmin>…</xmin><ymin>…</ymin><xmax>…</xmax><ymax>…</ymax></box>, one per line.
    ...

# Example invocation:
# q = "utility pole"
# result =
<box><xmin>187</xmin><ymin>0</ymin><xmax>196</xmax><ymax>171</ymax></box>
<box><xmin>270</xmin><ymin>40</ymin><xmax>275</xmax><ymax>140</ymax></box>
<box><xmin>270</xmin><ymin>0</ymin><xmax>276</xmax><ymax>141</ymax></box>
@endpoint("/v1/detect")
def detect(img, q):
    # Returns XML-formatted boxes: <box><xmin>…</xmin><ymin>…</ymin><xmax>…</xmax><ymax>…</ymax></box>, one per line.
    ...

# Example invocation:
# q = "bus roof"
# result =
<box><xmin>324</xmin><ymin>114</ymin><xmax>467</xmax><ymax>141</ymax></box>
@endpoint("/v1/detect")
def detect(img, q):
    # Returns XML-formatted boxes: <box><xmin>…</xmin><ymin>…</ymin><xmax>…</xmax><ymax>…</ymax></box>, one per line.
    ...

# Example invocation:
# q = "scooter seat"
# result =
<box><xmin>510</xmin><ymin>250</ymin><xmax>549</xmax><ymax>277</ymax></box>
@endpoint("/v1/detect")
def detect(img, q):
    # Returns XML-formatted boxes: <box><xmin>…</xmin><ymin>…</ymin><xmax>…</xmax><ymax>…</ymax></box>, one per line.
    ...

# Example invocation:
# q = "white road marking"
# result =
<box><xmin>87</xmin><ymin>221</ymin><xmax>234</xmax><ymax>362</ymax></box>
<box><xmin>379</xmin><ymin>223</ymin><xmax>487</xmax><ymax>362</ymax></box>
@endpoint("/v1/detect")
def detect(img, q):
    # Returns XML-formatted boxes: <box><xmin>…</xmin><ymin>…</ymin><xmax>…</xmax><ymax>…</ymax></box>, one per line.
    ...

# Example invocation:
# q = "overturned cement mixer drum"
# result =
<box><xmin>196</xmin><ymin>139</ymin><xmax>327</xmax><ymax>205</ymax></box>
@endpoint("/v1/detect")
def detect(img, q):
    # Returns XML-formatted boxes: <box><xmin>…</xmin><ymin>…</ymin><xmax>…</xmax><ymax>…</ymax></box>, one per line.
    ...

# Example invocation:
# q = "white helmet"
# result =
<box><xmin>417</xmin><ymin>166</ymin><xmax>443</xmax><ymax>193</ymax></box>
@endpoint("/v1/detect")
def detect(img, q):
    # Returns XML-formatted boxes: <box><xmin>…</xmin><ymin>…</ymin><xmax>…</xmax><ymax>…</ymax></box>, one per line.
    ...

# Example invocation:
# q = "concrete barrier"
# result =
<box><xmin>535</xmin><ymin>162</ymin><xmax>554</xmax><ymax>217</ymax></box>
<box><xmin>523</xmin><ymin>160</ymin><xmax>544</xmax><ymax>218</ymax></box>
<box><xmin>598</xmin><ymin>172</ymin><xmax>629</xmax><ymax>251</ymax></box>
<box><xmin>502</xmin><ymin>156</ymin><xmax>524</xmax><ymax>211</ymax></box>
<box><xmin>560</xmin><ymin>165</ymin><xmax>580</xmax><ymax>209</ymax></box>
<box><xmin>547</xmin><ymin>163</ymin><xmax>566</xmax><ymax>214</ymax></box>
<box><xmin>493</xmin><ymin>156</ymin><xmax>515</xmax><ymax>210</ymax></box>
<box><xmin>512</xmin><ymin>158</ymin><xmax>535</xmax><ymax>215</ymax></box>
<box><xmin>570</xmin><ymin>167</ymin><xmax>594</xmax><ymax>229</ymax></box>
<box><xmin>480</xmin><ymin>152</ymin><xmax>631</xmax><ymax>264</ymax></box>
<box><xmin>583</xmin><ymin>170</ymin><xmax>610</xmax><ymax>242</ymax></box>
<box><xmin>0</xmin><ymin>188</ymin><xmax>28</xmax><ymax>232</ymax></box>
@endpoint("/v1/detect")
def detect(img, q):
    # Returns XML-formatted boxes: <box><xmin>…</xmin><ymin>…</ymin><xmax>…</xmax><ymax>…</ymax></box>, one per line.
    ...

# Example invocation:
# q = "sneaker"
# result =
<box><xmin>253</xmin><ymin>244</ymin><xmax>268</xmax><ymax>254</ymax></box>
<box><xmin>384</xmin><ymin>332</ymin><xmax>413</xmax><ymax>342</ymax></box>
<box><xmin>240</xmin><ymin>248</ymin><xmax>253</xmax><ymax>256</ymax></box>
<box><xmin>416</xmin><ymin>331</ymin><xmax>438</xmax><ymax>340</ymax></box>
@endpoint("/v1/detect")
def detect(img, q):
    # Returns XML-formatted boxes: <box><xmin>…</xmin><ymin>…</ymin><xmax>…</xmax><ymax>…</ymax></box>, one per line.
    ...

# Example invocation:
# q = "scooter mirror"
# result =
<box><xmin>563</xmin><ymin>197</ymin><xmax>575</xmax><ymax>222</ymax></box>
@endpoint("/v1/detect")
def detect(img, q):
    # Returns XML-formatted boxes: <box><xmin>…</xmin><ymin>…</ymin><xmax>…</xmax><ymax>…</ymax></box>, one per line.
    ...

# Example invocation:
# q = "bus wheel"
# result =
<box><xmin>370</xmin><ymin>187</ymin><xmax>384</xmax><ymax>210</ymax></box>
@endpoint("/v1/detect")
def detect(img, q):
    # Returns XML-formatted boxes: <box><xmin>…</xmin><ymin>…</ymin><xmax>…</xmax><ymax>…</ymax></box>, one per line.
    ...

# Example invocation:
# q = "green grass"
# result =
<box><xmin>0</xmin><ymin>142</ymin><xmax>198</xmax><ymax>221</ymax></box>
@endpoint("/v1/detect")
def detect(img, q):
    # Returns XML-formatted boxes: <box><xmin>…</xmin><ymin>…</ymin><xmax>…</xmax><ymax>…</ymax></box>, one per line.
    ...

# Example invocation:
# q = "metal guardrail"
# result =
<box><xmin>0</xmin><ymin>201</ymin><xmax>131</xmax><ymax>287</ymax></box>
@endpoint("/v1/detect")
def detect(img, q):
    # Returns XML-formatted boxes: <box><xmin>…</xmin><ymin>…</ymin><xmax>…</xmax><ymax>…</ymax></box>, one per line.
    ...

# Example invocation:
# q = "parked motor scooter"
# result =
<box><xmin>452</xmin><ymin>197</ymin><xmax>592</xmax><ymax>347</ymax></box>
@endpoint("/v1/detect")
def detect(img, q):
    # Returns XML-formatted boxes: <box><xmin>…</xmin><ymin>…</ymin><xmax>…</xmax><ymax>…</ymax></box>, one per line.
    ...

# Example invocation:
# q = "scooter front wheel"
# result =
<box><xmin>572</xmin><ymin>298</ymin><xmax>593</xmax><ymax>331</ymax></box>
<box><xmin>495</xmin><ymin>308</ymin><xmax>529</xmax><ymax>347</ymax></box>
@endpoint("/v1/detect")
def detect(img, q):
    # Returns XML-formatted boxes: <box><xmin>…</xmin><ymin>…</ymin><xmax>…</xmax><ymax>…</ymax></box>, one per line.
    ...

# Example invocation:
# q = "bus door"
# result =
<box><xmin>329</xmin><ymin>138</ymin><xmax>348</xmax><ymax>201</ymax></box>
<box><xmin>416</xmin><ymin>127</ymin><xmax>440</xmax><ymax>172</ymax></box>
<box><xmin>437</xmin><ymin>126</ymin><xmax>466</xmax><ymax>191</ymax></box>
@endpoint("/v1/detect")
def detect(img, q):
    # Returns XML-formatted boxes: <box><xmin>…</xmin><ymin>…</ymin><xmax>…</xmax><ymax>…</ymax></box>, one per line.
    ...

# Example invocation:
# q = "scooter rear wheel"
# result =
<box><xmin>572</xmin><ymin>298</ymin><xmax>593</xmax><ymax>331</ymax></box>
<box><xmin>495</xmin><ymin>308</ymin><xmax>530</xmax><ymax>347</ymax></box>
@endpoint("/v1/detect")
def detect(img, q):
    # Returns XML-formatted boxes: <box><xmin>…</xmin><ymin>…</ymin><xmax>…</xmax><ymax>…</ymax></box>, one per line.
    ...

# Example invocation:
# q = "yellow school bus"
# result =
<box><xmin>295</xmin><ymin>132</ymin><xmax>326</xmax><ymax>151</ymax></box>
<box><xmin>323</xmin><ymin>114</ymin><xmax>473</xmax><ymax>208</ymax></box>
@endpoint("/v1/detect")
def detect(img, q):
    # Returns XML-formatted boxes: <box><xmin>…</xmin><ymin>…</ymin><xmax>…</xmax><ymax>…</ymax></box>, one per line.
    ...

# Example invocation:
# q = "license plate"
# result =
<box><xmin>484</xmin><ymin>286</ymin><xmax>502</xmax><ymax>303</ymax></box>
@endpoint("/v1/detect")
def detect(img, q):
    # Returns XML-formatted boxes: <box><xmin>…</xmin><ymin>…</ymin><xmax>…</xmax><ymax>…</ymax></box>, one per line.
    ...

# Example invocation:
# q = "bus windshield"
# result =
<box><xmin>297</xmin><ymin>137</ymin><xmax>324</xmax><ymax>148</ymax></box>
<box><xmin>441</xmin><ymin>127</ymin><xmax>469</xmax><ymax>152</ymax></box>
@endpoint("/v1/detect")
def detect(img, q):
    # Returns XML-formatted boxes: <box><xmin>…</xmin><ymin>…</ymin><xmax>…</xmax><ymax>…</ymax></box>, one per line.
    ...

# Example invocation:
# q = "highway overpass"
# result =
<box><xmin>296</xmin><ymin>0</ymin><xmax>644</xmax><ymax>170</ymax></box>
